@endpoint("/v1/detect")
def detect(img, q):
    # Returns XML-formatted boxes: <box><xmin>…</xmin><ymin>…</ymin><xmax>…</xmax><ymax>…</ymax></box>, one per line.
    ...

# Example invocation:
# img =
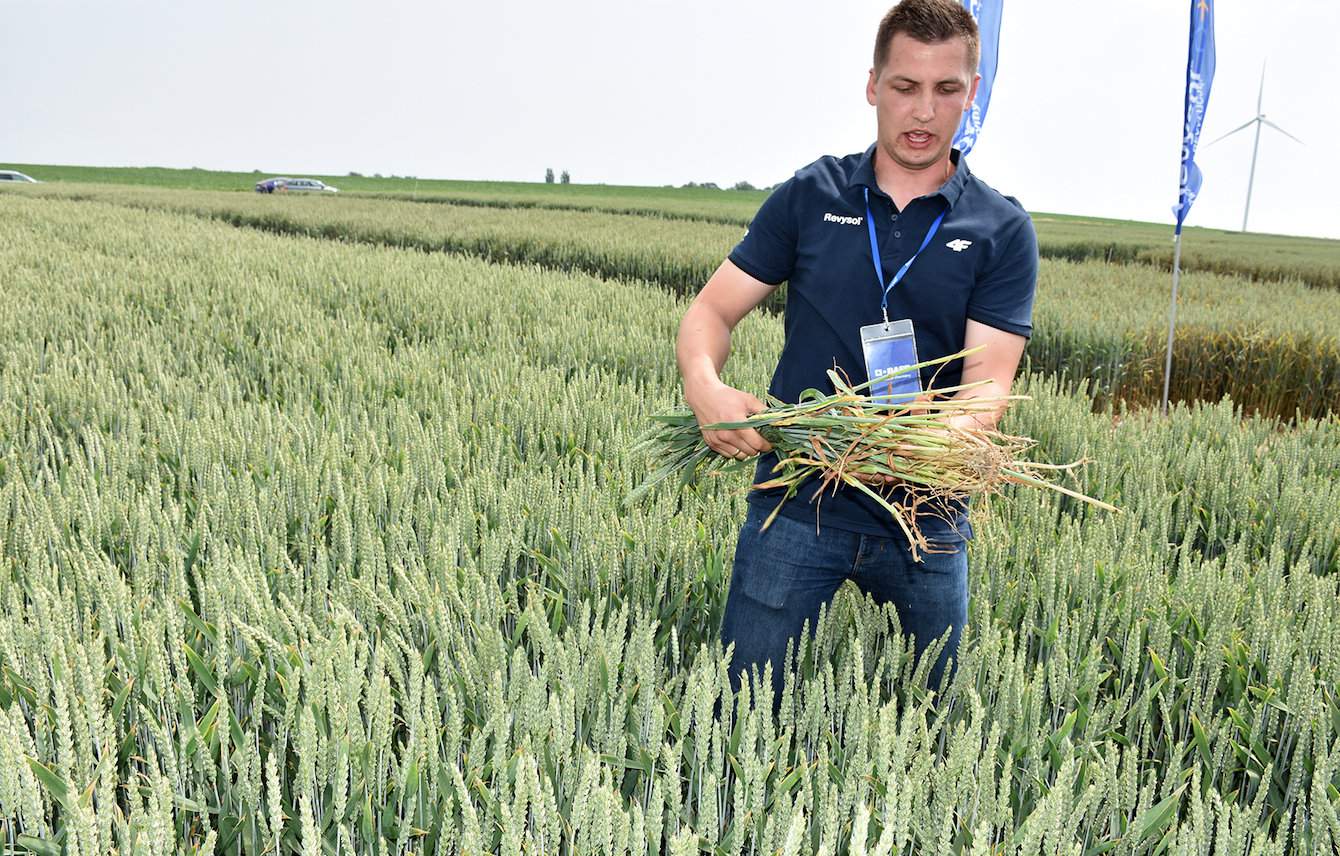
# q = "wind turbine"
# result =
<box><xmin>1206</xmin><ymin>64</ymin><xmax>1303</xmax><ymax>232</ymax></box>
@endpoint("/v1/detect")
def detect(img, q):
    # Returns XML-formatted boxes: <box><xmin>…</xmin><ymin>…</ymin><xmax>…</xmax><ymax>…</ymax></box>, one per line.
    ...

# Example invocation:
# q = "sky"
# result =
<box><xmin>5</xmin><ymin>0</ymin><xmax>1339</xmax><ymax>239</ymax></box>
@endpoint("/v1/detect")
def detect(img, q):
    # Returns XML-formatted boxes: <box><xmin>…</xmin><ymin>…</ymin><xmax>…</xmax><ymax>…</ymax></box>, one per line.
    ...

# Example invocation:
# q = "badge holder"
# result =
<box><xmin>860</xmin><ymin>318</ymin><xmax>921</xmax><ymax>405</ymax></box>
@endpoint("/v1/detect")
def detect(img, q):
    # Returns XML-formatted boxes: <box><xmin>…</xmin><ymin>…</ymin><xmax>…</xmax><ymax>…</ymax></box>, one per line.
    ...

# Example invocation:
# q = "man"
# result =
<box><xmin>676</xmin><ymin>0</ymin><xmax>1038</xmax><ymax>709</ymax></box>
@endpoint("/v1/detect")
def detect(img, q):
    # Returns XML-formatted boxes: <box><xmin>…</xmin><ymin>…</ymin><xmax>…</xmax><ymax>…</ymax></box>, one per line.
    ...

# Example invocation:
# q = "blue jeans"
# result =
<box><xmin>719</xmin><ymin>501</ymin><xmax>970</xmax><ymax>710</ymax></box>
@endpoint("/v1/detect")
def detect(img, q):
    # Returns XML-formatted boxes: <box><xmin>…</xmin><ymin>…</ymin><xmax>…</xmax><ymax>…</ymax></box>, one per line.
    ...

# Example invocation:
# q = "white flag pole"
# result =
<box><xmin>1159</xmin><ymin>234</ymin><xmax>1184</xmax><ymax>416</ymax></box>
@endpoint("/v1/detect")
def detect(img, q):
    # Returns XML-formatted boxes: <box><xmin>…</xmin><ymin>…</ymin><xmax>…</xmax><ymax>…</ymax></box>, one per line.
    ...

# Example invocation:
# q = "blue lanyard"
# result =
<box><xmin>863</xmin><ymin>186</ymin><xmax>947</xmax><ymax>324</ymax></box>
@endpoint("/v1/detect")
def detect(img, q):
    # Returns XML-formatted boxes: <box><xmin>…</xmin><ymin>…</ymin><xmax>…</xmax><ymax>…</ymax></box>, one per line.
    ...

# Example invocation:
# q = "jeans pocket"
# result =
<box><xmin>733</xmin><ymin>506</ymin><xmax>804</xmax><ymax>610</ymax></box>
<box><xmin>740</xmin><ymin>563</ymin><xmax>789</xmax><ymax>609</ymax></box>
<box><xmin>910</xmin><ymin>541</ymin><xmax>970</xmax><ymax>578</ymax></box>
<box><xmin>917</xmin><ymin>511</ymin><xmax>973</xmax><ymax>545</ymax></box>
<box><xmin>905</xmin><ymin>513</ymin><xmax>971</xmax><ymax>573</ymax></box>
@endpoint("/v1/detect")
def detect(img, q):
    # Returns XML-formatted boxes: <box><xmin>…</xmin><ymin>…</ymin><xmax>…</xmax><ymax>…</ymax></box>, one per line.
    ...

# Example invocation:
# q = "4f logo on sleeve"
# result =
<box><xmin>945</xmin><ymin>239</ymin><xmax>973</xmax><ymax>252</ymax></box>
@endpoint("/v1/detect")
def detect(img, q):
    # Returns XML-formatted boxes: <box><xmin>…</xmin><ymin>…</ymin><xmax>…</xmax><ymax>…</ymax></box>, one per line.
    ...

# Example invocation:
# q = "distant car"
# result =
<box><xmin>0</xmin><ymin>170</ymin><xmax>40</xmax><ymax>183</ymax></box>
<box><xmin>254</xmin><ymin>177</ymin><xmax>338</xmax><ymax>193</ymax></box>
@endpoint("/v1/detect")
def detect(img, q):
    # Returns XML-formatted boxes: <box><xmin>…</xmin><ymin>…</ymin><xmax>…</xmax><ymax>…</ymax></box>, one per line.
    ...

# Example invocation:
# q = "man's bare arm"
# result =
<box><xmin>677</xmin><ymin>259</ymin><xmax>777</xmax><ymax>386</ymax></box>
<box><xmin>677</xmin><ymin>259</ymin><xmax>780</xmax><ymax>459</ymax></box>
<box><xmin>945</xmin><ymin>319</ymin><xmax>1027</xmax><ymax>431</ymax></box>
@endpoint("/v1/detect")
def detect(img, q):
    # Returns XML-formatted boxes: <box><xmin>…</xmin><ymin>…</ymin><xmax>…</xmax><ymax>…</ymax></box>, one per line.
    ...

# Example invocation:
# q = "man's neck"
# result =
<box><xmin>874</xmin><ymin>145</ymin><xmax>955</xmax><ymax>211</ymax></box>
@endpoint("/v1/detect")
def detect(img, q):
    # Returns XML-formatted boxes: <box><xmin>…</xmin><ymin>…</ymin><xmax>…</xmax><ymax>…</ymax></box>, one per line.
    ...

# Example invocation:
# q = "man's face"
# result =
<box><xmin>866</xmin><ymin>32</ymin><xmax>980</xmax><ymax>173</ymax></box>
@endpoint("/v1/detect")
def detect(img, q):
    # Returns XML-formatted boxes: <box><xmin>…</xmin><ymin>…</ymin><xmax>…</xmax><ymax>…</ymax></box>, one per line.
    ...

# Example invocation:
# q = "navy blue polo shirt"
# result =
<box><xmin>728</xmin><ymin>142</ymin><xmax>1038</xmax><ymax>539</ymax></box>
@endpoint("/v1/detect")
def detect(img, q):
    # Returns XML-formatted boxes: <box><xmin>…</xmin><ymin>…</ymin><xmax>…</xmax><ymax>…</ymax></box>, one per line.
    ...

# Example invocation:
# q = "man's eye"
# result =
<box><xmin>895</xmin><ymin>86</ymin><xmax>913</xmax><ymax>94</ymax></box>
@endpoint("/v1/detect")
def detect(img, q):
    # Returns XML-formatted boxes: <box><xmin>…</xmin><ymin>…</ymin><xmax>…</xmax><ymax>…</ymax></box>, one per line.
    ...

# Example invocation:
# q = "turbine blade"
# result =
<box><xmin>1257</xmin><ymin>62</ymin><xmax>1266</xmax><ymax>114</ymax></box>
<box><xmin>1261</xmin><ymin>119</ymin><xmax>1304</xmax><ymax>145</ymax></box>
<box><xmin>1206</xmin><ymin>118</ymin><xmax>1258</xmax><ymax>146</ymax></box>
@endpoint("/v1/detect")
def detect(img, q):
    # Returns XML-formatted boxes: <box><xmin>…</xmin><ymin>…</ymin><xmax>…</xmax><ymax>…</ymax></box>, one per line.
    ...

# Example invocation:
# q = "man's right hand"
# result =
<box><xmin>684</xmin><ymin>380</ymin><xmax>774</xmax><ymax>461</ymax></box>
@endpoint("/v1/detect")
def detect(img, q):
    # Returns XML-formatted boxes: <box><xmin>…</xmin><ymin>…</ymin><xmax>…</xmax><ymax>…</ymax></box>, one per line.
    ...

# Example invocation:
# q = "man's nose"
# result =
<box><xmin>912</xmin><ymin>93</ymin><xmax>935</xmax><ymax>122</ymax></box>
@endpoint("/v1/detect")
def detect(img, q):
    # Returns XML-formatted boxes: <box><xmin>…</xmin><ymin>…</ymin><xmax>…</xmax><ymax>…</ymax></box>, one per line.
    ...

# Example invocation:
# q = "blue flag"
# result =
<box><xmin>952</xmin><ymin>0</ymin><xmax>1003</xmax><ymax>155</ymax></box>
<box><xmin>1174</xmin><ymin>0</ymin><xmax>1216</xmax><ymax>232</ymax></box>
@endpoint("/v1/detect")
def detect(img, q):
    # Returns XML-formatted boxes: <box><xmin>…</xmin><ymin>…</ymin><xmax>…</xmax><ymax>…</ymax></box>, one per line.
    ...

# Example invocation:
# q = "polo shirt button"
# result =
<box><xmin>894</xmin><ymin>230</ymin><xmax>902</xmax><ymax>238</ymax></box>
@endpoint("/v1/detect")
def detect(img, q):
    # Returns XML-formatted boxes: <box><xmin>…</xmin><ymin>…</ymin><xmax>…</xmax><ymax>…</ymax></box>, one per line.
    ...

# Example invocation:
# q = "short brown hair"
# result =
<box><xmin>873</xmin><ymin>0</ymin><xmax>980</xmax><ymax>77</ymax></box>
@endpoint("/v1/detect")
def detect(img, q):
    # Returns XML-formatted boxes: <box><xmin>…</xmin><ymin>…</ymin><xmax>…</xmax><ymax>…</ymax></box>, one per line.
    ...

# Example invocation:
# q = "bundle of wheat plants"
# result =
<box><xmin>631</xmin><ymin>348</ymin><xmax>1115</xmax><ymax>558</ymax></box>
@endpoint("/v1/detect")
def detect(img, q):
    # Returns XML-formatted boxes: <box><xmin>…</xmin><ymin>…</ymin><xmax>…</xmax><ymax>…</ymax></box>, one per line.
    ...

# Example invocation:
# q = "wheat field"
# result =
<box><xmin>0</xmin><ymin>193</ymin><xmax>1337</xmax><ymax>854</ymax></box>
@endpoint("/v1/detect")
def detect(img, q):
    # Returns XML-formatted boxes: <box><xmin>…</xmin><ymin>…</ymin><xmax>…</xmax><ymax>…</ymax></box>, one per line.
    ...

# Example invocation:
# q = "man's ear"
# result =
<box><xmin>963</xmin><ymin>72</ymin><xmax>982</xmax><ymax>112</ymax></box>
<box><xmin>866</xmin><ymin>67</ymin><xmax>878</xmax><ymax>106</ymax></box>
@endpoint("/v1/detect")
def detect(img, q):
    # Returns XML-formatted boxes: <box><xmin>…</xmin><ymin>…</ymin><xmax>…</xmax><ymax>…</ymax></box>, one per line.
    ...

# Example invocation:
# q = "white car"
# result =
<box><xmin>0</xmin><ymin>170</ymin><xmax>39</xmax><ymax>183</ymax></box>
<box><xmin>255</xmin><ymin>177</ymin><xmax>338</xmax><ymax>193</ymax></box>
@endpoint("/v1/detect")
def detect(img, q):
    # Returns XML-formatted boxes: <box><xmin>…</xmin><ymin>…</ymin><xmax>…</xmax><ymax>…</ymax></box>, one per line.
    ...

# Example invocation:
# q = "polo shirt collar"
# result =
<box><xmin>849</xmin><ymin>141</ymin><xmax>971</xmax><ymax>208</ymax></box>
